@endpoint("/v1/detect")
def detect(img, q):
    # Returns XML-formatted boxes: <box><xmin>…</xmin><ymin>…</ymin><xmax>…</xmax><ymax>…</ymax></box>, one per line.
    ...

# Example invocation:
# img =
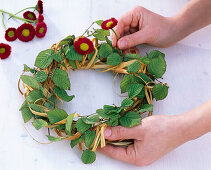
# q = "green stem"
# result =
<box><xmin>111</xmin><ymin>28</ymin><xmax>124</xmax><ymax>56</ymax></box>
<box><xmin>8</xmin><ymin>6</ymin><xmax>35</xmax><ymax>20</ymax></box>
<box><xmin>1</xmin><ymin>13</ymin><xmax>6</xmax><ymax>30</ymax></box>
<box><xmin>0</xmin><ymin>9</ymin><xmax>36</xmax><ymax>23</ymax></box>
<box><xmin>111</xmin><ymin>28</ymin><xmax>119</xmax><ymax>40</ymax></box>
<box><xmin>81</xmin><ymin>22</ymin><xmax>94</xmax><ymax>37</ymax></box>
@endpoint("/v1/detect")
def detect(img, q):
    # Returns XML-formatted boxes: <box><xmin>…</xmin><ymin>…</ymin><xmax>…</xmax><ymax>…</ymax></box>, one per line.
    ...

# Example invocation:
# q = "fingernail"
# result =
<box><xmin>104</xmin><ymin>127</ymin><xmax>111</xmax><ymax>137</ymax></box>
<box><xmin>118</xmin><ymin>39</ymin><xmax>128</xmax><ymax>49</ymax></box>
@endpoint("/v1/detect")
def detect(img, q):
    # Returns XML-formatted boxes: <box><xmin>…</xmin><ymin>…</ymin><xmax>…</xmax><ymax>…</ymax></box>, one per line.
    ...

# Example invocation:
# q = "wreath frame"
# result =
<box><xmin>18</xmin><ymin>18</ymin><xmax>169</xmax><ymax>164</ymax></box>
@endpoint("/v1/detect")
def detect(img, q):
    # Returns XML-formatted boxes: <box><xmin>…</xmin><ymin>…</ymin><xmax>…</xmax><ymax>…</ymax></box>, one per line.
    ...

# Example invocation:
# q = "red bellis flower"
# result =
<box><xmin>37</xmin><ymin>13</ymin><xmax>44</xmax><ymax>23</ymax></box>
<box><xmin>16</xmin><ymin>23</ymin><xmax>36</xmax><ymax>42</ymax></box>
<box><xmin>0</xmin><ymin>43</ymin><xmax>11</xmax><ymax>60</ymax></box>
<box><xmin>23</xmin><ymin>11</ymin><xmax>36</xmax><ymax>21</ymax></box>
<box><xmin>74</xmin><ymin>37</ymin><xmax>94</xmax><ymax>55</ymax></box>
<box><xmin>37</xmin><ymin>0</ymin><xmax>43</xmax><ymax>14</ymax></box>
<box><xmin>36</xmin><ymin>22</ymin><xmax>47</xmax><ymax>38</ymax></box>
<box><xmin>5</xmin><ymin>28</ymin><xmax>17</xmax><ymax>41</ymax></box>
<box><xmin>101</xmin><ymin>18</ymin><xmax>118</xmax><ymax>30</ymax></box>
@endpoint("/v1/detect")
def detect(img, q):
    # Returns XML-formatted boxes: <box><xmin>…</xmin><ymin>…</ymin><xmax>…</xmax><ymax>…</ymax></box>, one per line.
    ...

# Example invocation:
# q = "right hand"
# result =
<box><xmin>112</xmin><ymin>6</ymin><xmax>183</xmax><ymax>49</ymax></box>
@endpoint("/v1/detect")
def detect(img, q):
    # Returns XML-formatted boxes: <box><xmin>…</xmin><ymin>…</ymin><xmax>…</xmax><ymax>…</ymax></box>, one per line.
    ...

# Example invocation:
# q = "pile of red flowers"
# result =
<box><xmin>0</xmin><ymin>0</ymin><xmax>47</xmax><ymax>60</ymax></box>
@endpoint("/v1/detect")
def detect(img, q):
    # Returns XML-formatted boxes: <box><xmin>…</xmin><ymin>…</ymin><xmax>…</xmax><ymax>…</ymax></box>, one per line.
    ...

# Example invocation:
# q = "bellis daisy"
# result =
<box><xmin>101</xmin><ymin>18</ymin><xmax>118</xmax><ymax>30</ymax></box>
<box><xmin>37</xmin><ymin>0</ymin><xmax>43</xmax><ymax>14</ymax></box>
<box><xmin>0</xmin><ymin>43</ymin><xmax>11</xmax><ymax>60</ymax></box>
<box><xmin>5</xmin><ymin>28</ymin><xmax>17</xmax><ymax>41</ymax></box>
<box><xmin>35</xmin><ymin>22</ymin><xmax>47</xmax><ymax>38</ymax></box>
<box><xmin>74</xmin><ymin>37</ymin><xmax>94</xmax><ymax>55</ymax></box>
<box><xmin>23</xmin><ymin>11</ymin><xmax>36</xmax><ymax>21</ymax></box>
<box><xmin>37</xmin><ymin>13</ymin><xmax>44</xmax><ymax>23</ymax></box>
<box><xmin>16</xmin><ymin>23</ymin><xmax>36</xmax><ymax>42</ymax></box>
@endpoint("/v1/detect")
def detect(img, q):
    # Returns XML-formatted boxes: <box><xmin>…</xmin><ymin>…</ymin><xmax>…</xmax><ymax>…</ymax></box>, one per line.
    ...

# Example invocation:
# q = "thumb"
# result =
<box><xmin>117</xmin><ymin>31</ymin><xmax>147</xmax><ymax>50</ymax></box>
<box><xmin>104</xmin><ymin>125</ymin><xmax>143</xmax><ymax>141</ymax></box>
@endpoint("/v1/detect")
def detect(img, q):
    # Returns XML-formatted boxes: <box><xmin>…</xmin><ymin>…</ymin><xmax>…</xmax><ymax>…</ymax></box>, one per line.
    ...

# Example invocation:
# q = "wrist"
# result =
<box><xmin>178</xmin><ymin>101</ymin><xmax>211</xmax><ymax>141</ymax></box>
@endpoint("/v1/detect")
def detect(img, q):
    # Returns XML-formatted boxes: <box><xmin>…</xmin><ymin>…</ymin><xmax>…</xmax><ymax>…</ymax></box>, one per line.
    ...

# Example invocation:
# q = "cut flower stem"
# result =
<box><xmin>8</xmin><ymin>6</ymin><xmax>36</xmax><ymax>20</ymax></box>
<box><xmin>0</xmin><ymin>9</ymin><xmax>35</xmax><ymax>23</ymax></box>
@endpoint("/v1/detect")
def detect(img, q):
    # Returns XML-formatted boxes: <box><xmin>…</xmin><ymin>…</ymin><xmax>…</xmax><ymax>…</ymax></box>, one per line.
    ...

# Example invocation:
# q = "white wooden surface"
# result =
<box><xmin>0</xmin><ymin>0</ymin><xmax>211</xmax><ymax>170</ymax></box>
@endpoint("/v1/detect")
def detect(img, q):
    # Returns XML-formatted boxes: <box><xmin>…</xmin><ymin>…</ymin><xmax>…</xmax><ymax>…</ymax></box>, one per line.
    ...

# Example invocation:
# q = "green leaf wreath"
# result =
<box><xmin>18</xmin><ymin>18</ymin><xmax>169</xmax><ymax>164</ymax></box>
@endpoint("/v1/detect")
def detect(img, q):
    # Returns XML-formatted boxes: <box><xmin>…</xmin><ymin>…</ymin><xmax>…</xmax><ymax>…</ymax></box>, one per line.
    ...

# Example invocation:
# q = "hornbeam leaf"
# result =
<box><xmin>21</xmin><ymin>75</ymin><xmax>41</xmax><ymax>90</ymax></box>
<box><xmin>35</xmin><ymin>49</ymin><xmax>54</xmax><ymax>69</ymax></box>
<box><xmin>52</xmin><ymin>68</ymin><xmax>70</xmax><ymax>90</ymax></box>
<box><xmin>32</xmin><ymin>119</ymin><xmax>48</xmax><ymax>130</ymax></box>
<box><xmin>81</xmin><ymin>149</ymin><xmax>96</xmax><ymax>164</ymax></box>
<box><xmin>152</xmin><ymin>83</ymin><xmax>169</xmax><ymax>101</ymax></box>
<box><xmin>120</xmin><ymin>112</ymin><xmax>141</xmax><ymax>127</ymax></box>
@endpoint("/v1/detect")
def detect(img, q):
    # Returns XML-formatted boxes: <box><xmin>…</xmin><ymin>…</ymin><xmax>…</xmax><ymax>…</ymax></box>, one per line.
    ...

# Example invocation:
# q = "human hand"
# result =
<box><xmin>112</xmin><ymin>6</ymin><xmax>183</xmax><ymax>49</ymax></box>
<box><xmin>98</xmin><ymin>114</ymin><xmax>190</xmax><ymax>166</ymax></box>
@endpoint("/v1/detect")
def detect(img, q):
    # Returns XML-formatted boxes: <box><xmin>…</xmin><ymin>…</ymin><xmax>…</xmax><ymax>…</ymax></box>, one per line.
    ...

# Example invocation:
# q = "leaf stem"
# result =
<box><xmin>81</xmin><ymin>22</ymin><xmax>94</xmax><ymax>37</ymax></box>
<box><xmin>0</xmin><ymin>9</ymin><xmax>35</xmax><ymax>23</ymax></box>
<box><xmin>1</xmin><ymin>13</ymin><xmax>6</xmax><ymax>30</ymax></box>
<box><xmin>8</xmin><ymin>6</ymin><xmax>35</xmax><ymax>20</ymax></box>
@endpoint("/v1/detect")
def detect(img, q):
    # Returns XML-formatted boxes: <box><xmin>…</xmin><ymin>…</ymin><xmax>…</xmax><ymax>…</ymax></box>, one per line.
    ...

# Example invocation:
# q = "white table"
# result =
<box><xmin>0</xmin><ymin>0</ymin><xmax>211</xmax><ymax>170</ymax></box>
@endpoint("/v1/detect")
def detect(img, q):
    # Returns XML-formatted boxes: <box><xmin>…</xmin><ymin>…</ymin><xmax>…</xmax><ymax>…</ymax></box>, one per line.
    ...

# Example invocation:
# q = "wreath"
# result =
<box><xmin>18</xmin><ymin>18</ymin><xmax>169</xmax><ymax>164</ymax></box>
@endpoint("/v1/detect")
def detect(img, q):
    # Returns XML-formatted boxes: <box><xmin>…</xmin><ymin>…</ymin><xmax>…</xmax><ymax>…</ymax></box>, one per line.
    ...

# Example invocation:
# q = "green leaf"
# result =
<box><xmin>34</xmin><ymin>49</ymin><xmax>54</xmax><ymax>69</ymax></box>
<box><xmin>85</xmin><ymin>130</ymin><xmax>96</xmax><ymax>148</ymax></box>
<box><xmin>47</xmin><ymin>109</ymin><xmax>68</xmax><ymax>124</ymax></box>
<box><xmin>107</xmin><ymin>53</ymin><xmax>123</xmax><ymax>66</ymax></box>
<box><xmin>74</xmin><ymin>118</ymin><xmax>92</xmax><ymax>134</ymax></box>
<box><xmin>105</xmin><ymin>36</ymin><xmax>112</xmax><ymax>46</ymax></box>
<box><xmin>88</xmin><ymin>50</ymin><xmax>98</xmax><ymax>63</ymax></box>
<box><xmin>120</xmin><ymin>75</ymin><xmax>133</xmax><ymax>93</ymax></box>
<box><xmin>95</xmin><ymin>20</ymin><xmax>103</xmax><ymax>26</ymax></box>
<box><xmin>23</xmin><ymin>64</ymin><xmax>35</xmax><ymax>73</ymax></box>
<box><xmin>140</xmin><ymin>56</ymin><xmax>151</xmax><ymax>65</ymax></box>
<box><xmin>32</xmin><ymin>119</ymin><xmax>48</xmax><ymax>130</ymax></box>
<box><xmin>81</xmin><ymin>149</ymin><xmax>96</xmax><ymax>164</ymax></box>
<box><xmin>59</xmin><ymin>35</ymin><xmax>74</xmax><ymax>46</ymax></box>
<box><xmin>19</xmin><ymin>100</ymin><xmax>28</xmax><ymax>111</ymax></box>
<box><xmin>52</xmin><ymin>68</ymin><xmax>70</xmax><ymax>90</ymax></box>
<box><xmin>128</xmin><ymin>83</ymin><xmax>144</xmax><ymax>98</ymax></box>
<box><xmin>82</xmin><ymin>115</ymin><xmax>99</xmax><ymax>124</ymax></box>
<box><xmin>65</xmin><ymin>113</ymin><xmax>75</xmax><ymax>135</ymax></box>
<box><xmin>70</xmin><ymin>135</ymin><xmax>85</xmax><ymax>148</ymax></box>
<box><xmin>152</xmin><ymin>83</ymin><xmax>169</xmax><ymax>101</ymax></box>
<box><xmin>54</xmin><ymin>86</ymin><xmax>75</xmax><ymax>102</ymax></box>
<box><xmin>120</xmin><ymin>112</ymin><xmax>141</xmax><ymax>127</ymax></box>
<box><xmin>21</xmin><ymin>75</ymin><xmax>41</xmax><ymax>90</ymax></box>
<box><xmin>135</xmin><ymin>73</ymin><xmax>151</xmax><ymax>84</ymax></box>
<box><xmin>34</xmin><ymin>71</ymin><xmax>47</xmax><ymax>83</ymax></box>
<box><xmin>147</xmin><ymin>55</ymin><xmax>166</xmax><ymax>78</ymax></box>
<box><xmin>127</xmin><ymin>61</ymin><xmax>141</xmax><ymax>73</ymax></box>
<box><xmin>46</xmin><ymin>135</ymin><xmax>62</xmax><ymax>142</ymax></box>
<box><xmin>137</xmin><ymin>89</ymin><xmax>145</xmax><ymax>99</ymax></box>
<box><xmin>98</xmin><ymin>43</ymin><xmax>113</xmax><ymax>58</ymax></box>
<box><xmin>138</xmin><ymin>104</ymin><xmax>153</xmax><ymax>112</ymax></box>
<box><xmin>29</xmin><ymin>104</ymin><xmax>44</xmax><ymax>112</ymax></box>
<box><xmin>68</xmin><ymin>60</ymin><xmax>77</xmax><ymax>69</ymax></box>
<box><xmin>93</xmin><ymin>29</ymin><xmax>110</xmax><ymax>41</ymax></box>
<box><xmin>124</xmin><ymin>53</ymin><xmax>141</xmax><ymax>61</ymax></box>
<box><xmin>66</xmin><ymin>46</ymin><xmax>83</xmax><ymax>61</ymax></box>
<box><xmin>26</xmin><ymin>90</ymin><xmax>43</xmax><ymax>103</ymax></box>
<box><xmin>121</xmin><ymin>98</ymin><xmax>134</xmax><ymax>108</ymax></box>
<box><xmin>148</xmin><ymin>50</ymin><xmax>165</xmax><ymax>59</ymax></box>
<box><xmin>53</xmin><ymin>53</ymin><xmax>63</xmax><ymax>62</ymax></box>
<box><xmin>21</xmin><ymin>107</ymin><xmax>33</xmax><ymax>123</ymax></box>
<box><xmin>96</xmin><ymin>109</ymin><xmax>109</xmax><ymax>118</ymax></box>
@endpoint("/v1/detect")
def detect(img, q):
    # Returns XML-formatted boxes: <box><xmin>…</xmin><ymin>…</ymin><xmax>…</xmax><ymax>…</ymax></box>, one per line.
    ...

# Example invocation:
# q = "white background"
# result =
<box><xmin>0</xmin><ymin>0</ymin><xmax>211</xmax><ymax>170</ymax></box>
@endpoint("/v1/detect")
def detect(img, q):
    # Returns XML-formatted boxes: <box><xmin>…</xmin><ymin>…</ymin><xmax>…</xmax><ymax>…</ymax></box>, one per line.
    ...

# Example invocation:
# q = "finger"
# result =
<box><xmin>112</xmin><ymin>7</ymin><xmax>140</xmax><ymax>47</ymax></box>
<box><xmin>104</xmin><ymin>126</ymin><xmax>143</xmax><ymax>141</ymax></box>
<box><xmin>117</xmin><ymin>30</ymin><xmax>147</xmax><ymax>50</ymax></box>
<box><xmin>98</xmin><ymin>144</ymin><xmax>137</xmax><ymax>164</ymax></box>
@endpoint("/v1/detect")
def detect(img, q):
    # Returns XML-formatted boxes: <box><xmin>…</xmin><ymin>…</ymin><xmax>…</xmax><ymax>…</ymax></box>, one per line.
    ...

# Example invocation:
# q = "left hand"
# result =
<box><xmin>98</xmin><ymin>114</ymin><xmax>190</xmax><ymax>166</ymax></box>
